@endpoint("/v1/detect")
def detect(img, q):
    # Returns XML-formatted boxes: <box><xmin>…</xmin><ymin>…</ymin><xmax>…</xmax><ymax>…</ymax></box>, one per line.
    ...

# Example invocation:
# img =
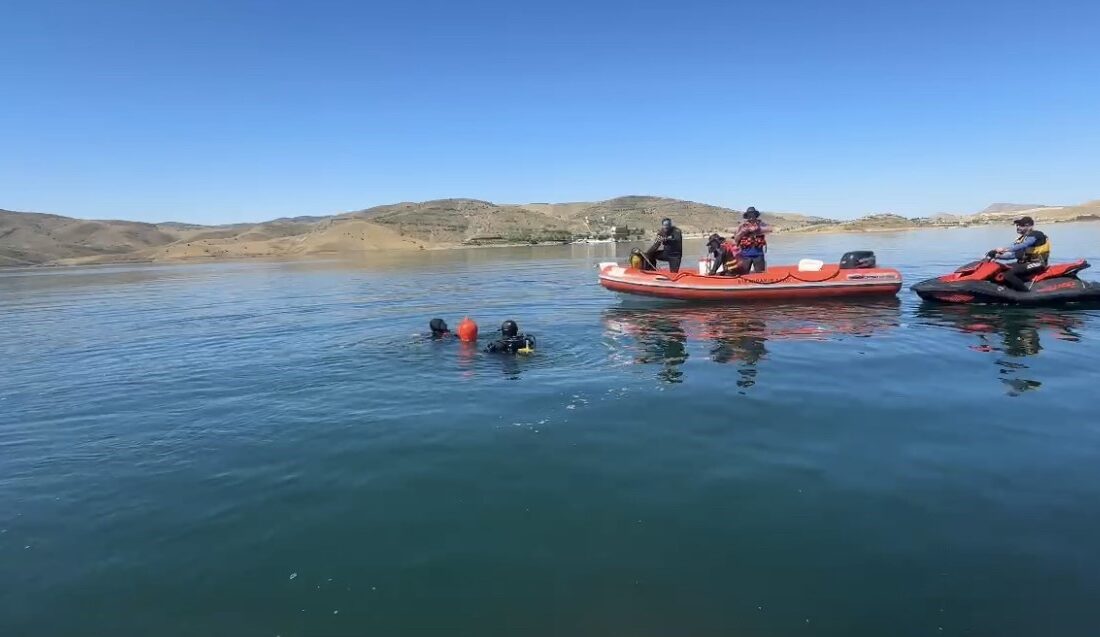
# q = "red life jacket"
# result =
<box><xmin>738</xmin><ymin>232</ymin><xmax>766</xmax><ymax>250</ymax></box>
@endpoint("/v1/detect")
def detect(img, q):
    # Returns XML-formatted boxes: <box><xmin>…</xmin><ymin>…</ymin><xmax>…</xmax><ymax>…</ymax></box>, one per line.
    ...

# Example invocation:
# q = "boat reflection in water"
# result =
<box><xmin>915</xmin><ymin>305</ymin><xmax>1087</xmax><ymax>397</ymax></box>
<box><xmin>608</xmin><ymin>312</ymin><xmax>691</xmax><ymax>384</ymax></box>
<box><xmin>602</xmin><ymin>299</ymin><xmax>901</xmax><ymax>385</ymax></box>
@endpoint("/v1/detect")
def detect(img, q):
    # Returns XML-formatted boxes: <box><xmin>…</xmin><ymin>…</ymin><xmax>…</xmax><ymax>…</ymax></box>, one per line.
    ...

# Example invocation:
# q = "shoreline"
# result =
<box><xmin>5</xmin><ymin>218</ymin><xmax>1098</xmax><ymax>270</ymax></box>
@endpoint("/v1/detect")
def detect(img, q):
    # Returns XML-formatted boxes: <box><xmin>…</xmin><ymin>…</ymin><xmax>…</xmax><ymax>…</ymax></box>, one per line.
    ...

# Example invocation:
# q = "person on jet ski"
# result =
<box><xmin>643</xmin><ymin>218</ymin><xmax>683</xmax><ymax>273</ymax></box>
<box><xmin>485</xmin><ymin>320</ymin><xmax>536</xmax><ymax>354</ymax></box>
<box><xmin>988</xmin><ymin>216</ymin><xmax>1050</xmax><ymax>292</ymax></box>
<box><xmin>733</xmin><ymin>207</ymin><xmax>771</xmax><ymax>273</ymax></box>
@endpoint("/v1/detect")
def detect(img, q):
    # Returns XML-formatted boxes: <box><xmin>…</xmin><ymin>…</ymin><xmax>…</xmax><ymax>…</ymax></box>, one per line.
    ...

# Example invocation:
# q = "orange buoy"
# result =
<box><xmin>456</xmin><ymin>317</ymin><xmax>479</xmax><ymax>342</ymax></box>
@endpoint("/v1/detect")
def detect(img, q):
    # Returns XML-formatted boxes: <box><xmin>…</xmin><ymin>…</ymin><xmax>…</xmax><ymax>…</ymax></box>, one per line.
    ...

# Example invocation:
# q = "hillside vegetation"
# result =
<box><xmin>2</xmin><ymin>197</ymin><xmax>1097</xmax><ymax>267</ymax></box>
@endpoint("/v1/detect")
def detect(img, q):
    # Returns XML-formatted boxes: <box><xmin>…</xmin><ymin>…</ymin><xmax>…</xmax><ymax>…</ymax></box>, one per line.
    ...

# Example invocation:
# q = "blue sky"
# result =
<box><xmin>2</xmin><ymin>0</ymin><xmax>1098</xmax><ymax>223</ymax></box>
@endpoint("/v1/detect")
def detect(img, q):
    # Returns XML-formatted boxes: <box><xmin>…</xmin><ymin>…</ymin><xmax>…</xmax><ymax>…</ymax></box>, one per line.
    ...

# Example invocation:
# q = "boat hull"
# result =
<box><xmin>598</xmin><ymin>263</ymin><xmax>903</xmax><ymax>301</ymax></box>
<box><xmin>912</xmin><ymin>277</ymin><xmax>1100</xmax><ymax>305</ymax></box>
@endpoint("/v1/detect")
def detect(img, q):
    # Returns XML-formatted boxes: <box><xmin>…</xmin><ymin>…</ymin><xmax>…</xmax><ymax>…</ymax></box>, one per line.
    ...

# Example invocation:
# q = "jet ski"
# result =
<box><xmin>911</xmin><ymin>257</ymin><xmax>1100</xmax><ymax>305</ymax></box>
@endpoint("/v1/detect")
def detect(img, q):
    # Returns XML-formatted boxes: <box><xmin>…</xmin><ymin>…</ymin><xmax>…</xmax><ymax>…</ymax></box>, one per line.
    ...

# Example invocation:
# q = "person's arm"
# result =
<box><xmin>996</xmin><ymin>236</ymin><xmax>1035</xmax><ymax>259</ymax></box>
<box><xmin>757</xmin><ymin>221</ymin><xmax>773</xmax><ymax>234</ymax></box>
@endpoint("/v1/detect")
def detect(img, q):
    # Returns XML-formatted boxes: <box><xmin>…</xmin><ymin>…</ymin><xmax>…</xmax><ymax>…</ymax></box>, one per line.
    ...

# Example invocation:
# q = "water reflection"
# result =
<box><xmin>612</xmin><ymin>313</ymin><xmax>690</xmax><ymax>383</ymax></box>
<box><xmin>603</xmin><ymin>300</ymin><xmax>900</xmax><ymax>385</ymax></box>
<box><xmin>915</xmin><ymin>305</ymin><xmax>1086</xmax><ymax>397</ymax></box>
<box><xmin>703</xmin><ymin>316</ymin><xmax>767</xmax><ymax>388</ymax></box>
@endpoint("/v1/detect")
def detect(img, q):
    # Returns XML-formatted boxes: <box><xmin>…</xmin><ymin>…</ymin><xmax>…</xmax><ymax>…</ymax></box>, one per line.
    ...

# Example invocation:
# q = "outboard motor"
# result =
<box><xmin>840</xmin><ymin>251</ymin><xmax>876</xmax><ymax>269</ymax></box>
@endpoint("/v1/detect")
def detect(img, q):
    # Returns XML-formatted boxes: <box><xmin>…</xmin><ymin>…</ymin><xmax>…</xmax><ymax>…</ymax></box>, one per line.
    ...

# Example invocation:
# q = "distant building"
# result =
<box><xmin>610</xmin><ymin>225</ymin><xmax>630</xmax><ymax>240</ymax></box>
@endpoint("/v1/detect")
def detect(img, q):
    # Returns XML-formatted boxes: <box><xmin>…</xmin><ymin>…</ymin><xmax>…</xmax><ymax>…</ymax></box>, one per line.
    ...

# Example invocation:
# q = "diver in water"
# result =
<box><xmin>429</xmin><ymin>318</ymin><xmax>451</xmax><ymax>339</ymax></box>
<box><xmin>428</xmin><ymin>317</ymin><xmax>479</xmax><ymax>341</ymax></box>
<box><xmin>485</xmin><ymin>320</ymin><xmax>536</xmax><ymax>354</ymax></box>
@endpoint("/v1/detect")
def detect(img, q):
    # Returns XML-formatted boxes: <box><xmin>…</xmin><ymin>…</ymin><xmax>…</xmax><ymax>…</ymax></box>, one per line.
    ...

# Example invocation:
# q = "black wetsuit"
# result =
<box><xmin>486</xmin><ymin>334</ymin><xmax>536</xmax><ymax>354</ymax></box>
<box><xmin>644</xmin><ymin>227</ymin><xmax>683</xmax><ymax>273</ymax></box>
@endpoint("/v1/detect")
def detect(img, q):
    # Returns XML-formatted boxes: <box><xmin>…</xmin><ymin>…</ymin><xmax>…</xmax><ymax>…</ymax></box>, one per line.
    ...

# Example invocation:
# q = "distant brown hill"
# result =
<box><xmin>3</xmin><ymin>197</ymin><xmax>1098</xmax><ymax>267</ymax></box>
<box><xmin>0</xmin><ymin>210</ymin><xmax>179</xmax><ymax>266</ymax></box>
<box><xmin>0</xmin><ymin>209</ymin><xmax>424</xmax><ymax>266</ymax></box>
<box><xmin>790</xmin><ymin>201</ymin><xmax>1100</xmax><ymax>234</ymax></box>
<box><xmin>920</xmin><ymin>201</ymin><xmax>1100</xmax><ymax>227</ymax></box>
<box><xmin>979</xmin><ymin>203</ymin><xmax>1051</xmax><ymax>215</ymax></box>
<box><xmin>791</xmin><ymin>213</ymin><xmax>919</xmax><ymax>233</ymax></box>
<box><xmin>352</xmin><ymin>196</ymin><xmax>830</xmax><ymax>243</ymax></box>
<box><xmin>352</xmin><ymin>199</ymin><xmax>575</xmax><ymax>244</ymax></box>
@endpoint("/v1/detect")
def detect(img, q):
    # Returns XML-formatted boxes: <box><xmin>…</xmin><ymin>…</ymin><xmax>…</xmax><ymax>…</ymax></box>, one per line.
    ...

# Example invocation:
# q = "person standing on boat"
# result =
<box><xmin>644</xmin><ymin>218</ymin><xmax>684</xmax><ymax>273</ymax></box>
<box><xmin>734</xmin><ymin>207</ymin><xmax>771</xmax><ymax>273</ymax></box>
<box><xmin>988</xmin><ymin>216</ymin><xmax>1050</xmax><ymax>292</ymax></box>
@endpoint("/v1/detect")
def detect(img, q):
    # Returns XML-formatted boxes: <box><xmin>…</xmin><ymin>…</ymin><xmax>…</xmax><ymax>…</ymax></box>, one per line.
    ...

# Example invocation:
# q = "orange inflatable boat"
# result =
<box><xmin>598</xmin><ymin>251</ymin><xmax>903</xmax><ymax>301</ymax></box>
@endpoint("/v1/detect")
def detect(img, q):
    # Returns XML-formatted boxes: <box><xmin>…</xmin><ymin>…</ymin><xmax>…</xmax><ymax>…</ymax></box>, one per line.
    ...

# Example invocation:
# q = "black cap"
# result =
<box><xmin>429</xmin><ymin>318</ymin><xmax>449</xmax><ymax>334</ymax></box>
<box><xmin>661</xmin><ymin>217</ymin><xmax>672</xmax><ymax>226</ymax></box>
<box><xmin>501</xmin><ymin>319</ymin><xmax>519</xmax><ymax>338</ymax></box>
<box><xmin>1014</xmin><ymin>216</ymin><xmax>1034</xmax><ymax>226</ymax></box>
<box><xmin>743</xmin><ymin>206</ymin><xmax>760</xmax><ymax>219</ymax></box>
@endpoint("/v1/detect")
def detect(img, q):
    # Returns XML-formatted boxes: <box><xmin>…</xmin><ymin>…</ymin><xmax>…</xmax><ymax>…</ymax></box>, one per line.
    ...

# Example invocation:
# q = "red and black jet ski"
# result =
<box><xmin>912</xmin><ymin>258</ymin><xmax>1100</xmax><ymax>305</ymax></box>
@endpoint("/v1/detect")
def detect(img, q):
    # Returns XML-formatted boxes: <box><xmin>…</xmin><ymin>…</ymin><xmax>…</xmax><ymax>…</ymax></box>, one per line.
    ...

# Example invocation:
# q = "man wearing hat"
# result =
<box><xmin>988</xmin><ymin>216</ymin><xmax>1050</xmax><ymax>292</ymax></box>
<box><xmin>733</xmin><ymin>206</ymin><xmax>772</xmax><ymax>273</ymax></box>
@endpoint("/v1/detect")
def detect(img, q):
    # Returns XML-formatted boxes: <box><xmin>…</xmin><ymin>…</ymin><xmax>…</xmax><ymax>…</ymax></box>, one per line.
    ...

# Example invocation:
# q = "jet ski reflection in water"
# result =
<box><xmin>916</xmin><ymin>304</ymin><xmax>1086</xmax><ymax>397</ymax></box>
<box><xmin>603</xmin><ymin>299</ymin><xmax>900</xmax><ymax>387</ymax></box>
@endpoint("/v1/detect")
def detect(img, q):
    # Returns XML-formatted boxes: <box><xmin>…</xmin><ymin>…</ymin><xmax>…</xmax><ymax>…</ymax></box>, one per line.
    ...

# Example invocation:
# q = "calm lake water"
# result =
<box><xmin>3</xmin><ymin>224</ymin><xmax>1100</xmax><ymax>636</ymax></box>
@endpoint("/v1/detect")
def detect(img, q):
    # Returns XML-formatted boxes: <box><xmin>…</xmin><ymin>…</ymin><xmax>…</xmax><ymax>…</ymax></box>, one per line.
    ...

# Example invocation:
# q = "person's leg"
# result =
<box><xmin>1001</xmin><ymin>262</ymin><xmax>1031</xmax><ymax>291</ymax></box>
<box><xmin>1024</xmin><ymin>261</ymin><xmax>1046</xmax><ymax>282</ymax></box>
<box><xmin>751</xmin><ymin>255</ymin><xmax>767</xmax><ymax>272</ymax></box>
<box><xmin>667</xmin><ymin>256</ymin><xmax>682</xmax><ymax>273</ymax></box>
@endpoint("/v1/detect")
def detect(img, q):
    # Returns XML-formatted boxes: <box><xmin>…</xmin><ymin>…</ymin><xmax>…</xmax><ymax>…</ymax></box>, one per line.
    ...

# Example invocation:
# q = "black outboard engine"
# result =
<box><xmin>840</xmin><ymin>251</ymin><xmax>876</xmax><ymax>269</ymax></box>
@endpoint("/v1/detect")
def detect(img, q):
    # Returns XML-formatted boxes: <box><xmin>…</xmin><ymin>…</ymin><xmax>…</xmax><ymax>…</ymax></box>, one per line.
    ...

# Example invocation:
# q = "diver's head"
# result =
<box><xmin>429</xmin><ymin>318</ymin><xmax>449</xmax><ymax>336</ymax></box>
<box><xmin>1014</xmin><ymin>216</ymin><xmax>1034</xmax><ymax>235</ymax></box>
<box><xmin>743</xmin><ymin>206</ymin><xmax>760</xmax><ymax>220</ymax></box>
<box><xmin>660</xmin><ymin>218</ymin><xmax>672</xmax><ymax>232</ymax></box>
<box><xmin>501</xmin><ymin>319</ymin><xmax>519</xmax><ymax>338</ymax></box>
